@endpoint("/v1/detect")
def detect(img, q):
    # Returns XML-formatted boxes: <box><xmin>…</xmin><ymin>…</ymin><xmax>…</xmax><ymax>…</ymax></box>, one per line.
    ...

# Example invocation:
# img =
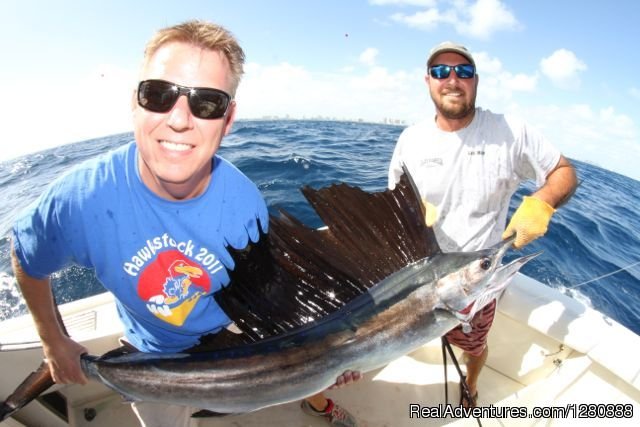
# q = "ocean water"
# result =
<box><xmin>0</xmin><ymin>120</ymin><xmax>639</xmax><ymax>336</ymax></box>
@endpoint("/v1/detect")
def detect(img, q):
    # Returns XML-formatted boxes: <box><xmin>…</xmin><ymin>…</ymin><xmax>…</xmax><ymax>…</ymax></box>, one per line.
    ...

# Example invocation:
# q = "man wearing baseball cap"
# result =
<box><xmin>388</xmin><ymin>41</ymin><xmax>577</xmax><ymax>408</ymax></box>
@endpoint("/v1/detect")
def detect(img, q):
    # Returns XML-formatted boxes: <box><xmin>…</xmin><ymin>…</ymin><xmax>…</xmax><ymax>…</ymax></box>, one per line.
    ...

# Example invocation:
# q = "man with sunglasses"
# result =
<box><xmin>388</xmin><ymin>41</ymin><xmax>577</xmax><ymax>408</ymax></box>
<box><xmin>11</xmin><ymin>20</ymin><xmax>358</xmax><ymax>427</ymax></box>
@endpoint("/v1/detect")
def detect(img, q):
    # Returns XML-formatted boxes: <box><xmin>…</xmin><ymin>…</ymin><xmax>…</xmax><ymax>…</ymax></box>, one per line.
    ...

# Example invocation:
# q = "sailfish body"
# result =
<box><xmin>2</xmin><ymin>168</ymin><xmax>537</xmax><ymax>419</ymax></box>
<box><xmin>79</xmin><ymin>168</ymin><xmax>537</xmax><ymax>414</ymax></box>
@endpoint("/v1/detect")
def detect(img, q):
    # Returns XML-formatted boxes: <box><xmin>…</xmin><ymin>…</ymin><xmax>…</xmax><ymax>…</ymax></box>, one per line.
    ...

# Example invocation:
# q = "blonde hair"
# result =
<box><xmin>143</xmin><ymin>20</ymin><xmax>245</xmax><ymax>96</ymax></box>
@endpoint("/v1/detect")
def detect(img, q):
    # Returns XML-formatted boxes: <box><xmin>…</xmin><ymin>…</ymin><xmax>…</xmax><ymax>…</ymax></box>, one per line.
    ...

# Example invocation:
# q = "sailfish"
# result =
<box><xmin>1</xmin><ymin>167</ymin><xmax>537</xmax><ymax>419</ymax></box>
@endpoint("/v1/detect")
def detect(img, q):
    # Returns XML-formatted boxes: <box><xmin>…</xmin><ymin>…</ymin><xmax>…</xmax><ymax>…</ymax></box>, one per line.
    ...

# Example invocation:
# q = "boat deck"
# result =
<box><xmin>3</xmin><ymin>275</ymin><xmax>640</xmax><ymax>426</ymax></box>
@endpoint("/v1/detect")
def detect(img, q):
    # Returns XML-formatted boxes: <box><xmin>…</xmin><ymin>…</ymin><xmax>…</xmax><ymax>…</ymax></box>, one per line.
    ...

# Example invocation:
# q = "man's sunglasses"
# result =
<box><xmin>137</xmin><ymin>79</ymin><xmax>232</xmax><ymax>120</ymax></box>
<box><xmin>429</xmin><ymin>64</ymin><xmax>476</xmax><ymax>79</ymax></box>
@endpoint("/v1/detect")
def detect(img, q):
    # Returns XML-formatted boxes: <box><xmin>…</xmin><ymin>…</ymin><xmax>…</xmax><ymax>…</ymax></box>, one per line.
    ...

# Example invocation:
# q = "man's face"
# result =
<box><xmin>133</xmin><ymin>41</ymin><xmax>236</xmax><ymax>200</ymax></box>
<box><xmin>426</xmin><ymin>52</ymin><xmax>478</xmax><ymax>121</ymax></box>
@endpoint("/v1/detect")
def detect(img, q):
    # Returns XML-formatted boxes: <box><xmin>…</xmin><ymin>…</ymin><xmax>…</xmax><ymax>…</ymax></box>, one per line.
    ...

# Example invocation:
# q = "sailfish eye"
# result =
<box><xmin>480</xmin><ymin>258</ymin><xmax>492</xmax><ymax>270</ymax></box>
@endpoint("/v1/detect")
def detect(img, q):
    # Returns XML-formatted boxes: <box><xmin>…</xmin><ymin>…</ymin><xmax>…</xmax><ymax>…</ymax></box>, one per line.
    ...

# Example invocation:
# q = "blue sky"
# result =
<box><xmin>1</xmin><ymin>0</ymin><xmax>639</xmax><ymax>180</ymax></box>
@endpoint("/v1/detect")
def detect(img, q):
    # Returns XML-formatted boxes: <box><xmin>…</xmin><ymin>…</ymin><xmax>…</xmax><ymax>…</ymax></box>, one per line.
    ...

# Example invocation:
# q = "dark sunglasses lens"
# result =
<box><xmin>138</xmin><ymin>81</ymin><xmax>178</xmax><ymax>112</ymax></box>
<box><xmin>430</xmin><ymin>65</ymin><xmax>451</xmax><ymax>79</ymax></box>
<box><xmin>455</xmin><ymin>64</ymin><xmax>475</xmax><ymax>78</ymax></box>
<box><xmin>189</xmin><ymin>90</ymin><xmax>230</xmax><ymax>119</ymax></box>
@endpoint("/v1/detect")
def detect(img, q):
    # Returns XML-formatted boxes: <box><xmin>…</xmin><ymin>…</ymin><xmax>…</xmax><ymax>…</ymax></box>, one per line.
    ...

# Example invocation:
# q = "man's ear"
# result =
<box><xmin>131</xmin><ymin>89</ymin><xmax>138</xmax><ymax>112</ymax></box>
<box><xmin>223</xmin><ymin>101</ymin><xmax>237</xmax><ymax>136</ymax></box>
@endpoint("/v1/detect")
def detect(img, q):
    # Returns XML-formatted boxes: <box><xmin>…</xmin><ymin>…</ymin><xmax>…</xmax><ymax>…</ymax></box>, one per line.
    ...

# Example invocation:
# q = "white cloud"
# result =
<box><xmin>540</xmin><ymin>49</ymin><xmax>587</xmax><ymax>90</ymax></box>
<box><xmin>472</xmin><ymin>51</ymin><xmax>538</xmax><ymax>105</ymax></box>
<box><xmin>473</xmin><ymin>51</ymin><xmax>503</xmax><ymax>74</ymax></box>
<box><xmin>359</xmin><ymin>48</ymin><xmax>380</xmax><ymax>67</ymax></box>
<box><xmin>391</xmin><ymin>8</ymin><xmax>443</xmax><ymax>30</ymax></box>
<box><xmin>462</xmin><ymin>0</ymin><xmax>521</xmax><ymax>39</ymax></box>
<box><xmin>350</xmin><ymin>66</ymin><xmax>410</xmax><ymax>91</ymax></box>
<box><xmin>386</xmin><ymin>0</ymin><xmax>520</xmax><ymax>39</ymax></box>
<box><xmin>235</xmin><ymin>61</ymin><xmax>429</xmax><ymax>124</ymax></box>
<box><xmin>235</xmin><ymin>62</ymin><xmax>321</xmax><ymax>119</ymax></box>
<box><xmin>0</xmin><ymin>64</ymin><xmax>135</xmax><ymax>161</ymax></box>
<box><xmin>391</xmin><ymin>8</ymin><xmax>455</xmax><ymax>31</ymax></box>
<box><xmin>503</xmin><ymin>73</ymin><xmax>538</xmax><ymax>92</ymax></box>
<box><xmin>506</xmin><ymin>103</ymin><xmax>638</xmax><ymax>179</ymax></box>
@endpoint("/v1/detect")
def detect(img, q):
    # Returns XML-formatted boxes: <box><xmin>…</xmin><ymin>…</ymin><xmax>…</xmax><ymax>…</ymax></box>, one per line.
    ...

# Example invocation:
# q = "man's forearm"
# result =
<box><xmin>532</xmin><ymin>155</ymin><xmax>578</xmax><ymax>208</ymax></box>
<box><xmin>11</xmin><ymin>243</ymin><xmax>67</xmax><ymax>345</ymax></box>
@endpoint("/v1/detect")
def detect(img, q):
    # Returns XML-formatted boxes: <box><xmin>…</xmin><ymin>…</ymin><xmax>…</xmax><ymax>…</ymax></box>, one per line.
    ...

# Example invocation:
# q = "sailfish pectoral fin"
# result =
<box><xmin>191</xmin><ymin>409</ymin><xmax>235</xmax><ymax>418</ymax></box>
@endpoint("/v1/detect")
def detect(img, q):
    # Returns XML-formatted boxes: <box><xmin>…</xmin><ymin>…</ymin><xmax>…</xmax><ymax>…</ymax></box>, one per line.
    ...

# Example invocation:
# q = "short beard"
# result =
<box><xmin>432</xmin><ymin>94</ymin><xmax>476</xmax><ymax>120</ymax></box>
<box><xmin>430</xmin><ymin>84</ymin><xmax>477</xmax><ymax>121</ymax></box>
<box><xmin>438</xmin><ymin>101</ymin><xmax>475</xmax><ymax>120</ymax></box>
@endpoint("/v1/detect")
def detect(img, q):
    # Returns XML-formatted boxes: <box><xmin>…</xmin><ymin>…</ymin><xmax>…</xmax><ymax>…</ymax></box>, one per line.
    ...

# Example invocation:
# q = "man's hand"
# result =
<box><xmin>43</xmin><ymin>335</ymin><xmax>89</xmax><ymax>385</ymax></box>
<box><xmin>502</xmin><ymin>196</ymin><xmax>555</xmax><ymax>248</ymax></box>
<box><xmin>328</xmin><ymin>370</ymin><xmax>362</xmax><ymax>390</ymax></box>
<box><xmin>421</xmin><ymin>199</ymin><xmax>438</xmax><ymax>227</ymax></box>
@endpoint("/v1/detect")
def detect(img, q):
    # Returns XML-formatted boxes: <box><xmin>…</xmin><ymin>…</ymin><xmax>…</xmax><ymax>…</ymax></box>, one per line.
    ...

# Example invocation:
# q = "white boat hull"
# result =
<box><xmin>2</xmin><ymin>273</ymin><xmax>639</xmax><ymax>426</ymax></box>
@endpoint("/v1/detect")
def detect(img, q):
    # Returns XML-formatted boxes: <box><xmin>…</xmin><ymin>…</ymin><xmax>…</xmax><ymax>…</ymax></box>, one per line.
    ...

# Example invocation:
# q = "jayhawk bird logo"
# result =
<box><xmin>138</xmin><ymin>250</ymin><xmax>212</xmax><ymax>326</ymax></box>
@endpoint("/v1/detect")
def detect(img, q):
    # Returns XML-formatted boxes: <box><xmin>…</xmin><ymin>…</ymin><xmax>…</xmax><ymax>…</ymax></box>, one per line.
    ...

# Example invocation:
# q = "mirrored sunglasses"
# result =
<box><xmin>429</xmin><ymin>64</ymin><xmax>476</xmax><ymax>79</ymax></box>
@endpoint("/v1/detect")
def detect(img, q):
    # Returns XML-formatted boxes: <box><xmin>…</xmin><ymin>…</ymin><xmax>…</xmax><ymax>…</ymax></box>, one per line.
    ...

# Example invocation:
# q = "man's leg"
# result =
<box><xmin>461</xmin><ymin>346</ymin><xmax>488</xmax><ymax>405</ymax></box>
<box><xmin>445</xmin><ymin>299</ymin><xmax>496</xmax><ymax>407</ymax></box>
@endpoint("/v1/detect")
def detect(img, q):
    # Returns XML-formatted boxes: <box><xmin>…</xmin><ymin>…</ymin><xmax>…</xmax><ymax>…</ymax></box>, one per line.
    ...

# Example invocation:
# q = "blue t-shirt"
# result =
<box><xmin>12</xmin><ymin>142</ymin><xmax>269</xmax><ymax>352</ymax></box>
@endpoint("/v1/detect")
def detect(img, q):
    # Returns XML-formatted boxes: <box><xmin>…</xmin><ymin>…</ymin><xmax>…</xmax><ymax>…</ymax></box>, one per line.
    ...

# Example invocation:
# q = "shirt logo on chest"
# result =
<box><xmin>421</xmin><ymin>158</ymin><xmax>443</xmax><ymax>167</ymax></box>
<box><xmin>138</xmin><ymin>250</ymin><xmax>212</xmax><ymax>327</ymax></box>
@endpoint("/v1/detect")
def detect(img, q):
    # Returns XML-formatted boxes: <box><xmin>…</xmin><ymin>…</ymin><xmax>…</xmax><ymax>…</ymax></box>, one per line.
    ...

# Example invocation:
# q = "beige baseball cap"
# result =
<box><xmin>427</xmin><ymin>41</ymin><xmax>475</xmax><ymax>67</ymax></box>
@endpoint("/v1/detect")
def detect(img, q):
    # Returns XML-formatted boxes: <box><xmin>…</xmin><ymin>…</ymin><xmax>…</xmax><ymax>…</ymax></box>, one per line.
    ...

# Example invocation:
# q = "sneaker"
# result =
<box><xmin>301</xmin><ymin>398</ymin><xmax>358</xmax><ymax>427</ymax></box>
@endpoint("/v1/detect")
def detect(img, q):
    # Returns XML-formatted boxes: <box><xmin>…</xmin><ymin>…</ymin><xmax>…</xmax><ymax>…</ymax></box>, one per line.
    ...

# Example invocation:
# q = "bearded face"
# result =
<box><xmin>427</xmin><ymin>52</ymin><xmax>479</xmax><ymax>125</ymax></box>
<box><xmin>429</xmin><ymin>78</ymin><xmax>478</xmax><ymax>120</ymax></box>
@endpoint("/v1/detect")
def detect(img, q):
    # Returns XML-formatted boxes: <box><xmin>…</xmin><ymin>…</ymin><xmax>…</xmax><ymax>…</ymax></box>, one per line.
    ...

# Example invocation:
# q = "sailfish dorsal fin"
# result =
<box><xmin>213</xmin><ymin>167</ymin><xmax>441</xmax><ymax>345</ymax></box>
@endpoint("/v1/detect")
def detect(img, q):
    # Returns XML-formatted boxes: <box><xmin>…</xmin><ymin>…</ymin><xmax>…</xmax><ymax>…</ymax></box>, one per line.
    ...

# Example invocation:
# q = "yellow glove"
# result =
<box><xmin>421</xmin><ymin>199</ymin><xmax>439</xmax><ymax>227</ymax></box>
<box><xmin>502</xmin><ymin>196</ymin><xmax>555</xmax><ymax>248</ymax></box>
